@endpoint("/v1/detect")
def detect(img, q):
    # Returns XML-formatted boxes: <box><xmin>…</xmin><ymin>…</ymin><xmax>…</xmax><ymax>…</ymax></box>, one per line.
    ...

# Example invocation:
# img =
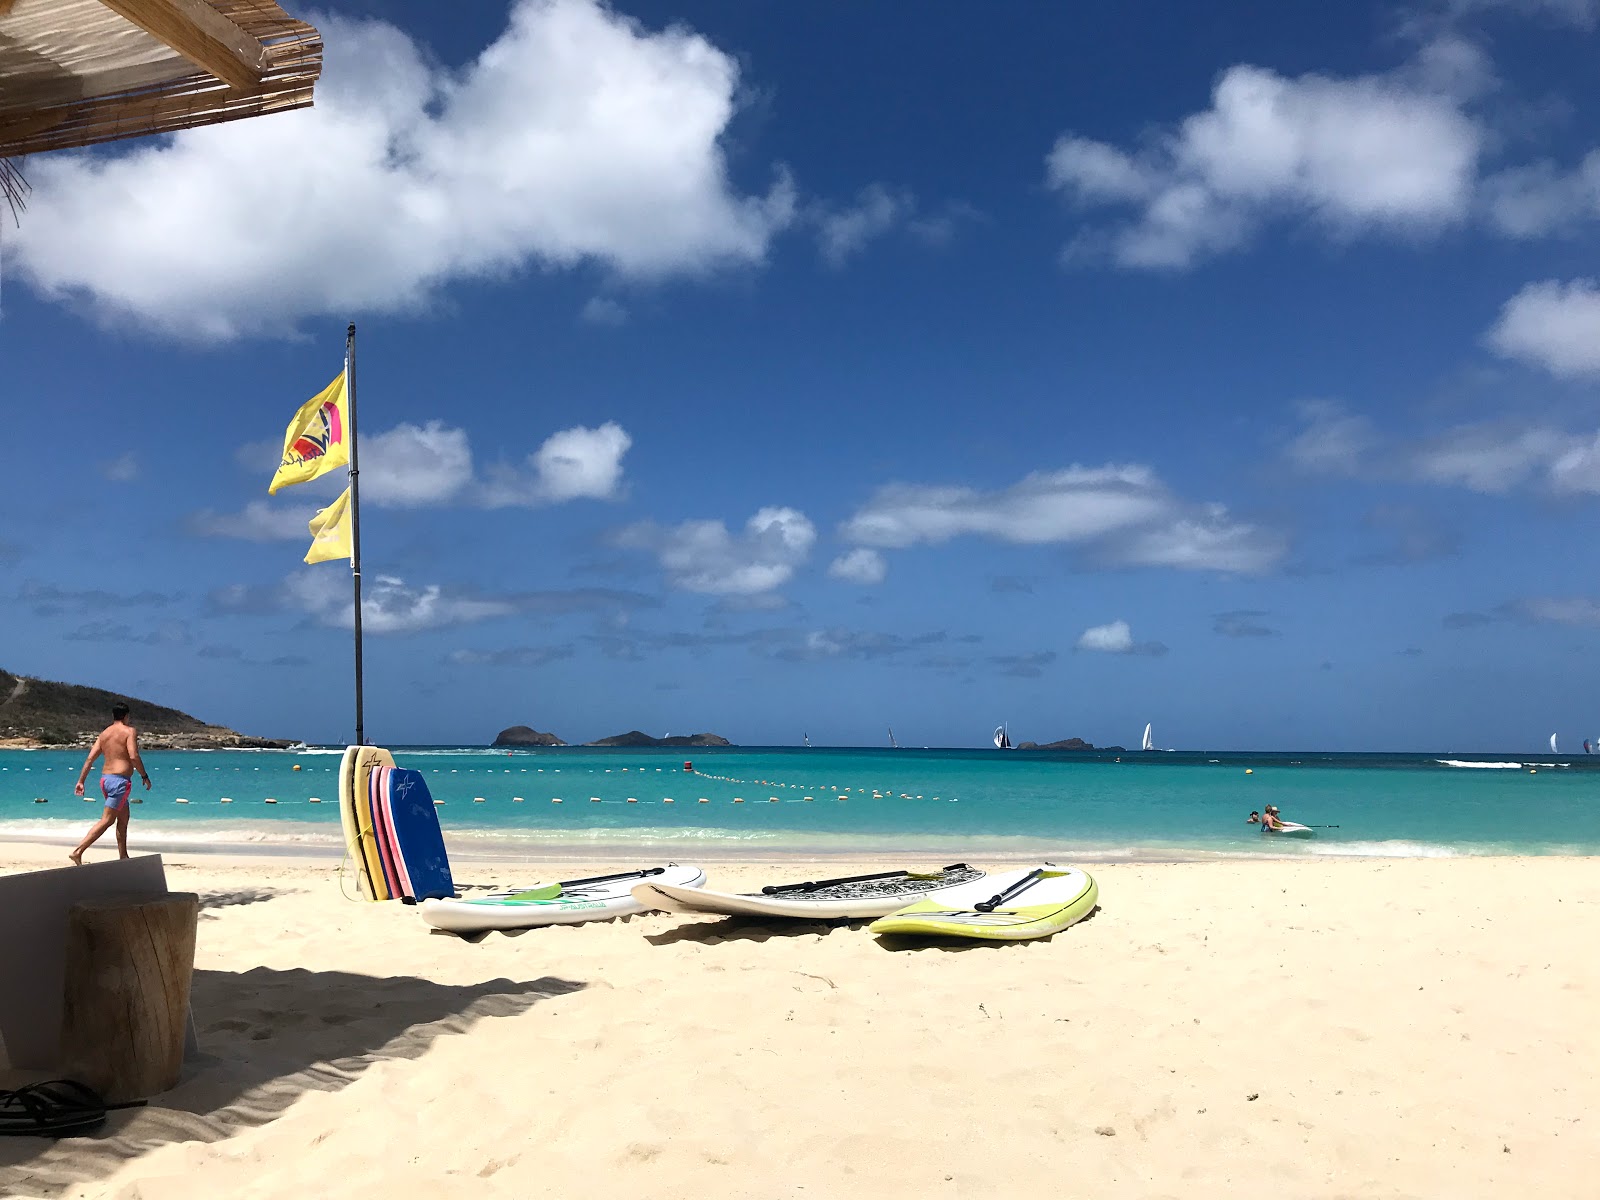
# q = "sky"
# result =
<box><xmin>3</xmin><ymin>0</ymin><xmax>1600</xmax><ymax>751</ymax></box>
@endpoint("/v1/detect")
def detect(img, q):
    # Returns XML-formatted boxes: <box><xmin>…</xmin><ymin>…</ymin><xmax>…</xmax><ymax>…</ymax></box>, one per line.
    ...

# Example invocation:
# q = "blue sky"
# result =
<box><xmin>4</xmin><ymin>0</ymin><xmax>1600</xmax><ymax>750</ymax></box>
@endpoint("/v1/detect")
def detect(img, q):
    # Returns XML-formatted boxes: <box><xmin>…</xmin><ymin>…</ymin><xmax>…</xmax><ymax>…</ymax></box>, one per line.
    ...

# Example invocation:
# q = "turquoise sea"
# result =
<box><xmin>3</xmin><ymin>745</ymin><xmax>1598</xmax><ymax>861</ymax></box>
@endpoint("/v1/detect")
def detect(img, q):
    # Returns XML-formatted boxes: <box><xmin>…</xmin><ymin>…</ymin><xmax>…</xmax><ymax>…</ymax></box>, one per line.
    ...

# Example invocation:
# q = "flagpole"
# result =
<box><xmin>346</xmin><ymin>322</ymin><xmax>366</xmax><ymax>747</ymax></box>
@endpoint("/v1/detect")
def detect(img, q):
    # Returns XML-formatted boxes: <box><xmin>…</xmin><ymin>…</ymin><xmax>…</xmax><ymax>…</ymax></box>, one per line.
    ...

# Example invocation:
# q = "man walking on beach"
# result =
<box><xmin>70</xmin><ymin>703</ymin><xmax>151</xmax><ymax>864</ymax></box>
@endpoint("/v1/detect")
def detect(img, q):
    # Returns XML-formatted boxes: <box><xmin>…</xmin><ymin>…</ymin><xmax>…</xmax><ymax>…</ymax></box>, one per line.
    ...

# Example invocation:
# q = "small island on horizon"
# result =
<box><xmin>492</xmin><ymin>725</ymin><xmax>733</xmax><ymax>749</ymax></box>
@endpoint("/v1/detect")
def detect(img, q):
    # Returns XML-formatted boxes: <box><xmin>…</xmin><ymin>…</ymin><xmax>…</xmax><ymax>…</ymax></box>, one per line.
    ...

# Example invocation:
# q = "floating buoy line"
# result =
<box><xmin>11</xmin><ymin>762</ymin><xmax>952</xmax><ymax>804</ymax></box>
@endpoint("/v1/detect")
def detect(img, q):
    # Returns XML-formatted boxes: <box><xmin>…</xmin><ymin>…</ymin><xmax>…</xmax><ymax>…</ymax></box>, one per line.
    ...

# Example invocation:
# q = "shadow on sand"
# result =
<box><xmin>197</xmin><ymin>887</ymin><xmax>284</xmax><ymax>913</ymax></box>
<box><xmin>643</xmin><ymin>915</ymin><xmax>870</xmax><ymax>947</ymax></box>
<box><xmin>0</xmin><ymin>967</ymin><xmax>584</xmax><ymax>1197</ymax></box>
<box><xmin>644</xmin><ymin>906</ymin><xmax>1103</xmax><ymax>951</ymax></box>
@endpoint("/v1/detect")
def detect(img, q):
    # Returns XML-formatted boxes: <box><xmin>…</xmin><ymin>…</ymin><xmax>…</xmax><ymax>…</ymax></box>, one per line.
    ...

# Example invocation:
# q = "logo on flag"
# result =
<box><xmin>269</xmin><ymin>373</ymin><xmax>350</xmax><ymax>494</ymax></box>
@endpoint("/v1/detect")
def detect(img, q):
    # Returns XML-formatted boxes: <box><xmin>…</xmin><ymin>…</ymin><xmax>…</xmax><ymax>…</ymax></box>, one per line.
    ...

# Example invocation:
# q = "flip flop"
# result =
<box><xmin>0</xmin><ymin>1080</ymin><xmax>145</xmax><ymax>1137</ymax></box>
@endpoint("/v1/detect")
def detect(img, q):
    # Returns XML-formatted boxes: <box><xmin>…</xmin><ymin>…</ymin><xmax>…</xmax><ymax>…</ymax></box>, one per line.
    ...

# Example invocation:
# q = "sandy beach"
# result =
<box><xmin>3</xmin><ymin>844</ymin><xmax>1598</xmax><ymax>1199</ymax></box>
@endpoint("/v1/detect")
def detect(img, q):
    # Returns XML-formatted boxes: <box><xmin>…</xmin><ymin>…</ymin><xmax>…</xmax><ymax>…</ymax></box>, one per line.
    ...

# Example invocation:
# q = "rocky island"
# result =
<box><xmin>490</xmin><ymin>727</ymin><xmax>732</xmax><ymax>748</ymax></box>
<box><xmin>1013</xmin><ymin>737</ymin><xmax>1110</xmax><ymax>751</ymax></box>
<box><xmin>587</xmin><ymin>731</ymin><xmax>731</xmax><ymax>748</ymax></box>
<box><xmin>492</xmin><ymin>725</ymin><xmax>567</xmax><ymax>747</ymax></box>
<box><xmin>0</xmin><ymin>668</ymin><xmax>294</xmax><ymax>749</ymax></box>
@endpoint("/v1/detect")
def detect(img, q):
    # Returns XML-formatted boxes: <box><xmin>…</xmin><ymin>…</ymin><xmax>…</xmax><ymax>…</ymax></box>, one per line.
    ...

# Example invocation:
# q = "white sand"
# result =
<box><xmin>2</xmin><ymin>845</ymin><xmax>1598</xmax><ymax>1198</ymax></box>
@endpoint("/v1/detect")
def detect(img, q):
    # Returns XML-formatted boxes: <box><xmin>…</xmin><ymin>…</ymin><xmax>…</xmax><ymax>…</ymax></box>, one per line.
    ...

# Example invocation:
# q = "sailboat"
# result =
<box><xmin>1550</xmin><ymin>733</ymin><xmax>1559</xmax><ymax>754</ymax></box>
<box><xmin>1141</xmin><ymin>723</ymin><xmax>1155</xmax><ymax>752</ymax></box>
<box><xmin>888</xmin><ymin>727</ymin><xmax>899</xmax><ymax>749</ymax></box>
<box><xmin>803</xmin><ymin>732</ymin><xmax>811</xmax><ymax>749</ymax></box>
<box><xmin>993</xmin><ymin>724</ymin><xmax>1013</xmax><ymax>750</ymax></box>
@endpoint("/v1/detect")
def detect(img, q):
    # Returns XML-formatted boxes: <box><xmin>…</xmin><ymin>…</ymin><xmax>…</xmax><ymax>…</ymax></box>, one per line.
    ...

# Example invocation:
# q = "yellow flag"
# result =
<box><xmin>304</xmin><ymin>487</ymin><xmax>353</xmax><ymax>565</ymax></box>
<box><xmin>269</xmin><ymin>373</ymin><xmax>349</xmax><ymax>495</ymax></box>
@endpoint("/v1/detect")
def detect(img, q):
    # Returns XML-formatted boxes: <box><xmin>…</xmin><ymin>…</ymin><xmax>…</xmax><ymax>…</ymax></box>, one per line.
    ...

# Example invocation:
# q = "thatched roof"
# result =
<box><xmin>0</xmin><ymin>0</ymin><xmax>322</xmax><ymax>161</ymax></box>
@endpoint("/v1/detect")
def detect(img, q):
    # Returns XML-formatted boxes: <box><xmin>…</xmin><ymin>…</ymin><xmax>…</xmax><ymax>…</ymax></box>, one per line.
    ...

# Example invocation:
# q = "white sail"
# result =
<box><xmin>889</xmin><ymin>726</ymin><xmax>898</xmax><ymax>749</ymax></box>
<box><xmin>803</xmin><ymin>732</ymin><xmax>811</xmax><ymax>749</ymax></box>
<box><xmin>993</xmin><ymin>725</ymin><xmax>1006</xmax><ymax>749</ymax></box>
<box><xmin>1550</xmin><ymin>733</ymin><xmax>1559</xmax><ymax>754</ymax></box>
<box><xmin>1142</xmin><ymin>723</ymin><xmax>1155</xmax><ymax>751</ymax></box>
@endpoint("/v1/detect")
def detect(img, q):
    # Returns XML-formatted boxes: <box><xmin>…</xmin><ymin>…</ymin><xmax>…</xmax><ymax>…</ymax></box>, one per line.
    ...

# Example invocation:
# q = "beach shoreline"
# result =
<box><xmin>3</xmin><ymin>846</ymin><xmax>1598</xmax><ymax>1198</ymax></box>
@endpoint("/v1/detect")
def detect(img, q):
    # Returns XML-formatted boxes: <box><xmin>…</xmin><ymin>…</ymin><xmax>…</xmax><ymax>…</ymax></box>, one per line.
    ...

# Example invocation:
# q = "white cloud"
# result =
<box><xmin>100</xmin><ymin>452</ymin><xmax>139</xmax><ymax>483</ymax></box>
<box><xmin>1073</xmin><ymin>620</ymin><xmax>1168</xmax><ymax>656</ymax></box>
<box><xmin>1108</xmin><ymin>509</ymin><xmax>1286</xmax><ymax>574</ymax></box>
<box><xmin>13</xmin><ymin>0</ymin><xmax>795</xmax><ymax>339</ymax></box>
<box><xmin>1284</xmin><ymin>401</ymin><xmax>1378</xmax><ymax>475</ymax></box>
<box><xmin>1481</xmin><ymin>153</ymin><xmax>1600</xmax><ymax>238</ymax></box>
<box><xmin>1485</xmin><ymin>279</ymin><xmax>1600</xmax><ymax>377</ymax></box>
<box><xmin>1411</xmin><ymin>425</ymin><xmax>1567</xmax><ymax>492</ymax></box>
<box><xmin>815</xmin><ymin>185</ymin><xmax>911</xmax><ymax>267</ymax></box>
<box><xmin>188</xmin><ymin>500</ymin><xmax>318</xmax><ymax>541</ymax></box>
<box><xmin>1077</xmin><ymin>620</ymin><xmax>1133</xmax><ymax>653</ymax></box>
<box><xmin>827</xmin><ymin>548</ymin><xmax>887</xmax><ymax>585</ymax></box>
<box><xmin>617</xmin><ymin>506</ymin><xmax>816</xmax><ymax>595</ymax></box>
<box><xmin>841</xmin><ymin>464</ymin><xmax>1281</xmax><ymax>573</ymax></box>
<box><xmin>285</xmin><ymin>571</ymin><xmax>515</xmax><ymax>634</ymax></box>
<box><xmin>1281</xmin><ymin>403</ymin><xmax>1600</xmax><ymax>497</ymax></box>
<box><xmin>363</xmin><ymin>422</ymin><xmax>476</xmax><ymax>507</ymax></box>
<box><xmin>1046</xmin><ymin>48</ymin><xmax>1483</xmax><ymax>268</ymax></box>
<box><xmin>580</xmin><ymin>297</ymin><xmax>629</xmax><ymax>326</ymax></box>
<box><xmin>479</xmin><ymin>421</ymin><xmax>632</xmax><ymax>507</ymax></box>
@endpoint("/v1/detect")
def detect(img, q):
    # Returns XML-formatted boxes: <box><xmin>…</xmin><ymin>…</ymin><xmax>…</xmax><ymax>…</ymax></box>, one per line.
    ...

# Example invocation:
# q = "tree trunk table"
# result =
<box><xmin>58</xmin><ymin>893</ymin><xmax>199</xmax><ymax>1103</ymax></box>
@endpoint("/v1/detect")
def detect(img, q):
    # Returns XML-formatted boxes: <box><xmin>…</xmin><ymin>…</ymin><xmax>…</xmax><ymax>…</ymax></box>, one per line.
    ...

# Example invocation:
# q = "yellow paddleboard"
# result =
<box><xmin>338</xmin><ymin>745</ymin><xmax>395</xmax><ymax>901</ymax></box>
<box><xmin>869</xmin><ymin>865</ymin><xmax>1097</xmax><ymax>942</ymax></box>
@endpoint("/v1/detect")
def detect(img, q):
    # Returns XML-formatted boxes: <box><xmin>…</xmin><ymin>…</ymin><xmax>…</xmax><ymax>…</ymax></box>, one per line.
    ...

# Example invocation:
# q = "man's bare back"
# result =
<box><xmin>94</xmin><ymin>722</ymin><xmax>139</xmax><ymax>778</ymax></box>
<box><xmin>72</xmin><ymin>704</ymin><xmax>150</xmax><ymax>864</ymax></box>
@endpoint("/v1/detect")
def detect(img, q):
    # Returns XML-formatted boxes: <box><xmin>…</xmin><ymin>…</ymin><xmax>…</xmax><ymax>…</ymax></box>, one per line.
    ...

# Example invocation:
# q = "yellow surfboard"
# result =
<box><xmin>338</xmin><ymin>745</ymin><xmax>395</xmax><ymax>901</ymax></box>
<box><xmin>868</xmin><ymin>866</ymin><xmax>1098</xmax><ymax>942</ymax></box>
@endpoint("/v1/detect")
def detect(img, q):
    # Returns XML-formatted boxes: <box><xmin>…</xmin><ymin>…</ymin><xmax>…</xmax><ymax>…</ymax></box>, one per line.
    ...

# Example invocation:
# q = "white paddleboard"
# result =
<box><xmin>420</xmin><ymin>864</ymin><xmax>706</xmax><ymax>934</ymax></box>
<box><xmin>1266</xmin><ymin>821</ymin><xmax>1315</xmax><ymax>837</ymax></box>
<box><xmin>633</xmin><ymin>863</ymin><xmax>985</xmax><ymax>920</ymax></box>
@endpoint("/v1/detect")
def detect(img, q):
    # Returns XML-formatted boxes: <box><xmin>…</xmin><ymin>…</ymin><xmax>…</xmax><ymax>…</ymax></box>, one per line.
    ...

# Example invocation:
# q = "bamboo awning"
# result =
<box><xmin>0</xmin><ymin>0</ymin><xmax>322</xmax><ymax>159</ymax></box>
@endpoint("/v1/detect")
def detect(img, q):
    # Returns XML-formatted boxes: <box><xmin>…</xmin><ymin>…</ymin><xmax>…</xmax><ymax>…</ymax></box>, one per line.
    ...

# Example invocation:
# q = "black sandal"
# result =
<box><xmin>0</xmin><ymin>1080</ymin><xmax>146</xmax><ymax>1137</ymax></box>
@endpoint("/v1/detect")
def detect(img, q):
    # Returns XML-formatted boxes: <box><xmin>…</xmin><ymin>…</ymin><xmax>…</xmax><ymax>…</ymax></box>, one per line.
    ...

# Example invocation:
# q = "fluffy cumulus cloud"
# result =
<box><xmin>362</xmin><ymin>422</ymin><xmax>476</xmax><ymax>507</ymax></box>
<box><xmin>841</xmin><ymin>464</ymin><xmax>1282</xmax><ymax>574</ymax></box>
<box><xmin>1045</xmin><ymin>44</ymin><xmax>1483</xmax><ymax>268</ymax></box>
<box><xmin>13</xmin><ymin>0</ymin><xmax>795</xmax><ymax>339</ymax></box>
<box><xmin>616</xmin><ymin>506</ymin><xmax>816</xmax><ymax>595</ymax></box>
<box><xmin>1485</xmin><ymin>279</ymin><xmax>1600</xmax><ymax>377</ymax></box>
<box><xmin>482</xmin><ymin>422</ymin><xmax>632</xmax><ymax>507</ymax></box>
<box><xmin>1075</xmin><ymin>619</ymin><xmax>1167</xmax><ymax>656</ymax></box>
<box><xmin>827</xmin><ymin>548</ymin><xmax>887</xmax><ymax>585</ymax></box>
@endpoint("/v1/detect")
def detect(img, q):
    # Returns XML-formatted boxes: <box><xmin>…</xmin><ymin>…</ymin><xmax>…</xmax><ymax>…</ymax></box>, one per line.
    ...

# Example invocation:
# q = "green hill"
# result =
<box><xmin>0</xmin><ymin>669</ymin><xmax>290</xmax><ymax>748</ymax></box>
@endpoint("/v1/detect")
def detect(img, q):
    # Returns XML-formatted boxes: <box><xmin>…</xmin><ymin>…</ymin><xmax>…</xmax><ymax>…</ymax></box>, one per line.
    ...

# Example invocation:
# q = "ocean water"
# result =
<box><xmin>4</xmin><ymin>745</ymin><xmax>1599</xmax><ymax>861</ymax></box>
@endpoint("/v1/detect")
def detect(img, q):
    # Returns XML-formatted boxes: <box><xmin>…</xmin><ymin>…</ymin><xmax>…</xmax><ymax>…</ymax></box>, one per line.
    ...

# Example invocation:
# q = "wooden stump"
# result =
<box><xmin>59</xmin><ymin>893</ymin><xmax>199</xmax><ymax>1104</ymax></box>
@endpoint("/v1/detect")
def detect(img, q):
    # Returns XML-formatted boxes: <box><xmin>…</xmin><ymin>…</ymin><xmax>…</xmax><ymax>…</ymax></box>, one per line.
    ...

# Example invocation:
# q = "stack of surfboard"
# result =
<box><xmin>338</xmin><ymin>746</ymin><xmax>454</xmax><ymax>903</ymax></box>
